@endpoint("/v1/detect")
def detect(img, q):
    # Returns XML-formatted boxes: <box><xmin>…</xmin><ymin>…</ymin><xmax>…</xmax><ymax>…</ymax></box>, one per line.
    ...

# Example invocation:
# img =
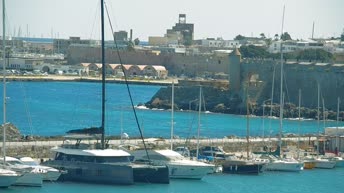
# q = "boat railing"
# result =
<box><xmin>61</xmin><ymin>143</ymin><xmax>95</xmax><ymax>150</ymax></box>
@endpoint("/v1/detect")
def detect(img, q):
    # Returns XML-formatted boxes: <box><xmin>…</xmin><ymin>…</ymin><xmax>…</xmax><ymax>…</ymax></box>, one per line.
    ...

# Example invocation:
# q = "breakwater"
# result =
<box><xmin>1</xmin><ymin>137</ymin><xmax>316</xmax><ymax>158</ymax></box>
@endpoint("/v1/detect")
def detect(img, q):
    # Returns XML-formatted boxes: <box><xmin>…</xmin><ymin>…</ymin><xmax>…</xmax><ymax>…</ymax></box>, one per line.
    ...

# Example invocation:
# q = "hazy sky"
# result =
<box><xmin>2</xmin><ymin>0</ymin><xmax>344</xmax><ymax>41</ymax></box>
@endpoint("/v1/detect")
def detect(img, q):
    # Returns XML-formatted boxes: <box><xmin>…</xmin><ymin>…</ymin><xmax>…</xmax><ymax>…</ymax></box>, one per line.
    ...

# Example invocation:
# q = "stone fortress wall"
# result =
<box><xmin>68</xmin><ymin>47</ymin><xmax>344</xmax><ymax>110</ymax></box>
<box><xmin>238</xmin><ymin>58</ymin><xmax>344</xmax><ymax>110</ymax></box>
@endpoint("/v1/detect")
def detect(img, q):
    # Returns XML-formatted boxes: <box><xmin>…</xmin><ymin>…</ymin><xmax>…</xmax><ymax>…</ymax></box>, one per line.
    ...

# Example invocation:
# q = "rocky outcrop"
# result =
<box><xmin>145</xmin><ymin>85</ymin><xmax>243</xmax><ymax>114</ymax></box>
<box><xmin>145</xmin><ymin>86</ymin><xmax>344</xmax><ymax>120</ymax></box>
<box><xmin>0</xmin><ymin>123</ymin><xmax>22</xmax><ymax>140</ymax></box>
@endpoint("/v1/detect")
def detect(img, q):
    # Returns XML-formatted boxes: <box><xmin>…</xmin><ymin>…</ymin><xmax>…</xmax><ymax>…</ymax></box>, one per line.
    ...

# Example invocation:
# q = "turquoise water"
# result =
<box><xmin>2</xmin><ymin>168</ymin><xmax>344</xmax><ymax>193</ymax></box>
<box><xmin>1</xmin><ymin>81</ymin><xmax>341</xmax><ymax>138</ymax></box>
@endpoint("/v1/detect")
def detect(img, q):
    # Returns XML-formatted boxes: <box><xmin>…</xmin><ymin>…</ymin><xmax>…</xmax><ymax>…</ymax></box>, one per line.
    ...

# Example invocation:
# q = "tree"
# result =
<box><xmin>239</xmin><ymin>45</ymin><xmax>270</xmax><ymax>58</ymax></box>
<box><xmin>260</xmin><ymin>33</ymin><xmax>266</xmax><ymax>39</ymax></box>
<box><xmin>264</xmin><ymin>38</ymin><xmax>272</xmax><ymax>47</ymax></box>
<box><xmin>234</xmin><ymin>34</ymin><xmax>246</xmax><ymax>40</ymax></box>
<box><xmin>274</xmin><ymin>34</ymin><xmax>279</xmax><ymax>40</ymax></box>
<box><xmin>281</xmin><ymin>32</ymin><xmax>292</xmax><ymax>41</ymax></box>
<box><xmin>296</xmin><ymin>49</ymin><xmax>333</xmax><ymax>62</ymax></box>
<box><xmin>341</xmin><ymin>33</ymin><xmax>344</xmax><ymax>41</ymax></box>
<box><xmin>134</xmin><ymin>38</ymin><xmax>140</xmax><ymax>45</ymax></box>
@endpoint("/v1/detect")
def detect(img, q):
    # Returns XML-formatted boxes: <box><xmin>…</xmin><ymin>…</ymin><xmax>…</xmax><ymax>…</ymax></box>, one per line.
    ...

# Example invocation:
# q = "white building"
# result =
<box><xmin>0</xmin><ymin>58</ymin><xmax>34</xmax><ymax>70</ymax></box>
<box><xmin>200</xmin><ymin>38</ymin><xmax>241</xmax><ymax>48</ymax></box>
<box><xmin>267</xmin><ymin>39</ymin><xmax>344</xmax><ymax>54</ymax></box>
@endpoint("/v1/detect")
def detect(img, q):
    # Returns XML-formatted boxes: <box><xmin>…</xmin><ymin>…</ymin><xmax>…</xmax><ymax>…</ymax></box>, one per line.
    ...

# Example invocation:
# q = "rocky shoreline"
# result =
<box><xmin>144</xmin><ymin>85</ymin><xmax>344</xmax><ymax>120</ymax></box>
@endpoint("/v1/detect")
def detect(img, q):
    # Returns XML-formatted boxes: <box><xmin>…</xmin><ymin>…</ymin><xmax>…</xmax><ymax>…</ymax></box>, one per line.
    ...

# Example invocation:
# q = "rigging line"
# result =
<box><xmin>89</xmin><ymin>0</ymin><xmax>101</xmax><ymax>40</ymax></box>
<box><xmin>268</xmin><ymin>62</ymin><xmax>276</xmax><ymax>145</ymax></box>
<box><xmin>106</xmin><ymin>0</ymin><xmax>120</xmax><ymax>30</ymax></box>
<box><xmin>282</xmin><ymin>68</ymin><xmax>291</xmax><ymax>113</ymax></box>
<box><xmin>200</xmin><ymin>86</ymin><xmax>210</xmax><ymax>138</ymax></box>
<box><xmin>19</xmin><ymin>82</ymin><xmax>33</xmax><ymax>135</ymax></box>
<box><xmin>104</xmin><ymin>2</ymin><xmax>150</xmax><ymax>160</ymax></box>
<box><xmin>18</xmin><ymin>81</ymin><xmax>39</xmax><ymax>157</ymax></box>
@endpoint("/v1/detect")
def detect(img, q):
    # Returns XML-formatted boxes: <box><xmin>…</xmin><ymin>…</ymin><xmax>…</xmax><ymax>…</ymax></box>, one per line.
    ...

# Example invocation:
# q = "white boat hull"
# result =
<box><xmin>314</xmin><ymin>160</ymin><xmax>336</xmax><ymax>169</ymax></box>
<box><xmin>168</xmin><ymin>163</ymin><xmax>214</xmax><ymax>179</ymax></box>
<box><xmin>266</xmin><ymin>161</ymin><xmax>303</xmax><ymax>172</ymax></box>
<box><xmin>14</xmin><ymin>172</ymin><xmax>43</xmax><ymax>187</ymax></box>
<box><xmin>0</xmin><ymin>171</ymin><xmax>21</xmax><ymax>188</ymax></box>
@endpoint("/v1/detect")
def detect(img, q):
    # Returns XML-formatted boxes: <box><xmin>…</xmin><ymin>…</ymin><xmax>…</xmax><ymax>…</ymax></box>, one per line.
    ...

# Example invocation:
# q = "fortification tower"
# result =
<box><xmin>229</xmin><ymin>48</ymin><xmax>242</xmax><ymax>92</ymax></box>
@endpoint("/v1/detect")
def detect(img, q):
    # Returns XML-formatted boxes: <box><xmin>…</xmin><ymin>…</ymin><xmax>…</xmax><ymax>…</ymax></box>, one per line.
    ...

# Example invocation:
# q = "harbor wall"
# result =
<box><xmin>0</xmin><ymin>137</ymin><xmax>318</xmax><ymax>158</ymax></box>
<box><xmin>68</xmin><ymin>47</ymin><xmax>344</xmax><ymax>111</ymax></box>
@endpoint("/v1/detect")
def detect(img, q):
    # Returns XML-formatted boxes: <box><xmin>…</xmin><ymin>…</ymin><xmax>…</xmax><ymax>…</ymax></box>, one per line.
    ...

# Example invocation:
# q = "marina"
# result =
<box><xmin>1</xmin><ymin>0</ymin><xmax>343</xmax><ymax>191</ymax></box>
<box><xmin>0</xmin><ymin>81</ymin><xmax>344</xmax><ymax>192</ymax></box>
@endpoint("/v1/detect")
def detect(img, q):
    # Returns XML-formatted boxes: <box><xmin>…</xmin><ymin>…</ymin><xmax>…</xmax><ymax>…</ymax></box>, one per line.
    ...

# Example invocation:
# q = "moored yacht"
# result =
<box><xmin>0</xmin><ymin>168</ymin><xmax>22</xmax><ymax>188</ymax></box>
<box><xmin>222</xmin><ymin>155</ymin><xmax>265</xmax><ymax>175</ymax></box>
<box><xmin>129</xmin><ymin>149</ymin><xmax>214</xmax><ymax>179</ymax></box>
<box><xmin>264</xmin><ymin>155</ymin><xmax>304</xmax><ymax>172</ymax></box>
<box><xmin>306</xmin><ymin>156</ymin><xmax>336</xmax><ymax>169</ymax></box>
<box><xmin>1</xmin><ymin>157</ymin><xmax>44</xmax><ymax>187</ymax></box>
<box><xmin>19</xmin><ymin>157</ymin><xmax>64</xmax><ymax>181</ymax></box>
<box><xmin>314</xmin><ymin>158</ymin><xmax>336</xmax><ymax>169</ymax></box>
<box><xmin>43</xmin><ymin>135</ymin><xmax>169</xmax><ymax>184</ymax></box>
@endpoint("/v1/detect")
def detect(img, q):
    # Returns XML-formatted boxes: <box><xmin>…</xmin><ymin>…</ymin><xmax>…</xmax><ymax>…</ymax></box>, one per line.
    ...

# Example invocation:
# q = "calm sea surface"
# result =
<box><xmin>1</xmin><ymin>81</ymin><xmax>344</xmax><ymax>193</ymax></box>
<box><xmin>1</xmin><ymin>81</ymin><xmax>341</xmax><ymax>138</ymax></box>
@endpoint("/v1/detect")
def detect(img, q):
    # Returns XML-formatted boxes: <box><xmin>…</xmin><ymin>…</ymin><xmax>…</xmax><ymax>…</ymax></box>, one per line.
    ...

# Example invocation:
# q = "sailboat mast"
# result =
<box><xmin>317</xmin><ymin>83</ymin><xmax>320</xmax><ymax>155</ymax></box>
<box><xmin>170</xmin><ymin>80</ymin><xmax>174</xmax><ymax>150</ymax></box>
<box><xmin>196</xmin><ymin>85</ymin><xmax>202</xmax><ymax>159</ymax></box>
<box><xmin>278</xmin><ymin>5</ymin><xmax>285</xmax><ymax>157</ymax></box>
<box><xmin>297</xmin><ymin>89</ymin><xmax>301</xmax><ymax>159</ymax></box>
<box><xmin>100</xmin><ymin>0</ymin><xmax>106</xmax><ymax>149</ymax></box>
<box><xmin>2</xmin><ymin>0</ymin><xmax>6</xmax><ymax>164</ymax></box>
<box><xmin>336</xmin><ymin>97</ymin><xmax>340</xmax><ymax>153</ymax></box>
<box><xmin>322</xmin><ymin>97</ymin><xmax>326</xmax><ymax>154</ymax></box>
<box><xmin>246</xmin><ymin>95</ymin><xmax>250</xmax><ymax>159</ymax></box>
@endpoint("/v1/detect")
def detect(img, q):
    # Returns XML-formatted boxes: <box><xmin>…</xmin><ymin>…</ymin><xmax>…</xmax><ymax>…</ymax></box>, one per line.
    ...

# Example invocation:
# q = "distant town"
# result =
<box><xmin>1</xmin><ymin>14</ymin><xmax>344</xmax><ymax>113</ymax></box>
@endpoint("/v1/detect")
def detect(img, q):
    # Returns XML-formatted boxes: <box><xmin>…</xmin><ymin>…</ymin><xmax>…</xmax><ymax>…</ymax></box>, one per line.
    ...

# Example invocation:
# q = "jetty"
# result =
<box><xmin>1</xmin><ymin>136</ymin><xmax>317</xmax><ymax>159</ymax></box>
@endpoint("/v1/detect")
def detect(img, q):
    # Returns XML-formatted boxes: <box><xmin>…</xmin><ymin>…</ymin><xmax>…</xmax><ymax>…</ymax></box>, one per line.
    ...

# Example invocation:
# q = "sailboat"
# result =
<box><xmin>329</xmin><ymin>97</ymin><xmax>344</xmax><ymax>167</ymax></box>
<box><xmin>264</xmin><ymin>6</ymin><xmax>303</xmax><ymax>172</ymax></box>
<box><xmin>222</xmin><ymin>93</ymin><xmax>265</xmax><ymax>174</ymax></box>
<box><xmin>296</xmin><ymin>89</ymin><xmax>315</xmax><ymax>170</ymax></box>
<box><xmin>1</xmin><ymin>0</ymin><xmax>36</xmax><ymax>188</ymax></box>
<box><xmin>42</xmin><ymin>0</ymin><xmax>169</xmax><ymax>184</ymax></box>
<box><xmin>305</xmin><ymin>85</ymin><xmax>336</xmax><ymax>169</ymax></box>
<box><xmin>130</xmin><ymin>84</ymin><xmax>215</xmax><ymax>179</ymax></box>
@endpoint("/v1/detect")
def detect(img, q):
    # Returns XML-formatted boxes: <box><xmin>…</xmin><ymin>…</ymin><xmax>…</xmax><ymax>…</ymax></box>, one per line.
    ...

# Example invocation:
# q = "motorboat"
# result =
<box><xmin>264</xmin><ymin>156</ymin><xmax>304</xmax><ymax>172</ymax></box>
<box><xmin>19</xmin><ymin>157</ymin><xmax>64</xmax><ymax>181</ymax></box>
<box><xmin>130</xmin><ymin>149</ymin><xmax>215</xmax><ymax>179</ymax></box>
<box><xmin>222</xmin><ymin>155</ymin><xmax>265</xmax><ymax>175</ymax></box>
<box><xmin>1</xmin><ymin>157</ymin><xmax>44</xmax><ymax>187</ymax></box>
<box><xmin>0</xmin><ymin>168</ymin><xmax>22</xmax><ymax>188</ymax></box>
